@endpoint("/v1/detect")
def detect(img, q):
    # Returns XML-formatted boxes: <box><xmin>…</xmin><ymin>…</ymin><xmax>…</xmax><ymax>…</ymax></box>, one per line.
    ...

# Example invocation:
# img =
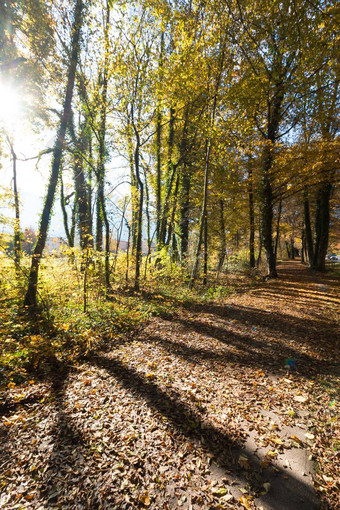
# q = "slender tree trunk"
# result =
<box><xmin>60</xmin><ymin>177</ymin><xmax>75</xmax><ymax>248</ymax></box>
<box><xmin>74</xmin><ymin>132</ymin><xmax>91</xmax><ymax>250</ymax></box>
<box><xmin>274</xmin><ymin>196</ymin><xmax>282</xmax><ymax>261</ymax></box>
<box><xmin>290</xmin><ymin>236</ymin><xmax>295</xmax><ymax>260</ymax></box>
<box><xmin>96</xmin><ymin>0</ymin><xmax>110</xmax><ymax>256</ymax></box>
<box><xmin>156</xmin><ymin>106</ymin><xmax>162</xmax><ymax>247</ymax></box>
<box><xmin>166</xmin><ymin>174</ymin><xmax>179</xmax><ymax>246</ymax></box>
<box><xmin>301</xmin><ymin>229</ymin><xmax>305</xmax><ymax>264</ymax></box>
<box><xmin>112</xmin><ymin>197</ymin><xmax>127</xmax><ymax>278</ymax></box>
<box><xmin>303</xmin><ymin>188</ymin><xmax>314</xmax><ymax>265</ymax></box>
<box><xmin>134</xmin><ymin>134</ymin><xmax>143</xmax><ymax>291</ymax></box>
<box><xmin>190</xmin><ymin>139</ymin><xmax>211</xmax><ymax>288</ymax></box>
<box><xmin>96</xmin><ymin>189</ymin><xmax>103</xmax><ymax>250</ymax></box>
<box><xmin>143</xmin><ymin>166</ymin><xmax>152</xmax><ymax>279</ymax></box>
<box><xmin>24</xmin><ymin>0</ymin><xmax>83</xmax><ymax>308</ymax></box>
<box><xmin>159</xmin><ymin>107</ymin><xmax>176</xmax><ymax>245</ymax></box>
<box><xmin>203</xmin><ymin>207</ymin><xmax>208</xmax><ymax>286</ymax></box>
<box><xmin>180</xmin><ymin>162</ymin><xmax>190</xmax><ymax>262</ymax></box>
<box><xmin>97</xmin><ymin>0</ymin><xmax>111</xmax><ymax>292</ymax></box>
<box><xmin>125</xmin><ymin>223</ymin><xmax>130</xmax><ymax>283</ymax></box>
<box><xmin>216</xmin><ymin>198</ymin><xmax>226</xmax><ymax>279</ymax></box>
<box><xmin>248</xmin><ymin>164</ymin><xmax>255</xmax><ymax>268</ymax></box>
<box><xmin>128</xmin><ymin>122</ymin><xmax>138</xmax><ymax>255</ymax></box>
<box><xmin>155</xmin><ymin>32</ymin><xmax>164</xmax><ymax>248</ymax></box>
<box><xmin>189</xmin><ymin>37</ymin><xmax>226</xmax><ymax>286</ymax></box>
<box><xmin>256</xmin><ymin>227</ymin><xmax>263</xmax><ymax>267</ymax></box>
<box><xmin>98</xmin><ymin>186</ymin><xmax>111</xmax><ymax>293</ymax></box>
<box><xmin>87</xmin><ymin>135</ymin><xmax>93</xmax><ymax>246</ymax></box>
<box><xmin>7</xmin><ymin>139</ymin><xmax>21</xmax><ymax>269</ymax></box>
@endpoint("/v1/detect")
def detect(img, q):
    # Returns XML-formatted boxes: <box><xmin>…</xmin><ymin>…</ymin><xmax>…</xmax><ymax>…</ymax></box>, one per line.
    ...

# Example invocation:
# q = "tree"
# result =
<box><xmin>24</xmin><ymin>0</ymin><xmax>84</xmax><ymax>307</ymax></box>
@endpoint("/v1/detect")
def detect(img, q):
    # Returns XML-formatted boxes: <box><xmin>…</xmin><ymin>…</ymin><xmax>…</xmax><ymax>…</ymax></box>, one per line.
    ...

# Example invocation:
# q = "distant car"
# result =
<box><xmin>328</xmin><ymin>254</ymin><xmax>339</xmax><ymax>261</ymax></box>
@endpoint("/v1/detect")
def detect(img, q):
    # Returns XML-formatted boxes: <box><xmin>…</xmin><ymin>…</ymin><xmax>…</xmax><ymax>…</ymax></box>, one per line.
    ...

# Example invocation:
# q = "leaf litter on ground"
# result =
<box><xmin>0</xmin><ymin>261</ymin><xmax>339</xmax><ymax>509</ymax></box>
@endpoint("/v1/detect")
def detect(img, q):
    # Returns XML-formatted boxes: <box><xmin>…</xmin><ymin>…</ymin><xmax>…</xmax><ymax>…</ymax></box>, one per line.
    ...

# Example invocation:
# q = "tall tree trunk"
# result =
<box><xmin>180</xmin><ymin>162</ymin><xmax>191</xmax><ymax>262</ymax></box>
<box><xmin>74</xmin><ymin>149</ymin><xmax>91</xmax><ymax>250</ymax></box>
<box><xmin>256</xmin><ymin>225</ymin><xmax>263</xmax><ymax>267</ymax></box>
<box><xmin>310</xmin><ymin>73</ymin><xmax>336</xmax><ymax>271</ymax></box>
<box><xmin>111</xmin><ymin>197</ymin><xmax>127</xmax><ymax>278</ymax></box>
<box><xmin>189</xmin><ymin>36</ymin><xmax>226</xmax><ymax>286</ymax></box>
<box><xmin>248</xmin><ymin>164</ymin><xmax>255</xmax><ymax>268</ymax></box>
<box><xmin>87</xmin><ymin>135</ymin><xmax>93</xmax><ymax>246</ymax></box>
<box><xmin>96</xmin><ymin>189</ymin><xmax>103</xmax><ymax>250</ymax></box>
<box><xmin>143</xmin><ymin>165</ymin><xmax>152</xmax><ymax>279</ymax></box>
<box><xmin>24</xmin><ymin>0</ymin><xmax>83</xmax><ymax>307</ymax></box>
<box><xmin>96</xmin><ymin>0</ymin><xmax>110</xmax><ymax>255</ymax></box>
<box><xmin>216</xmin><ymin>198</ymin><xmax>226</xmax><ymax>279</ymax></box>
<box><xmin>97</xmin><ymin>0</ymin><xmax>111</xmax><ymax>292</ymax></box>
<box><xmin>301</xmin><ymin>229</ymin><xmax>305</xmax><ymax>264</ymax></box>
<box><xmin>155</xmin><ymin>105</ymin><xmax>162</xmax><ymax>247</ymax></box>
<box><xmin>166</xmin><ymin>174</ymin><xmax>180</xmax><ymax>253</ymax></box>
<box><xmin>290</xmin><ymin>236</ymin><xmax>295</xmax><ymax>260</ymax></box>
<box><xmin>190</xmin><ymin>138</ymin><xmax>211</xmax><ymax>288</ymax></box>
<box><xmin>312</xmin><ymin>182</ymin><xmax>332</xmax><ymax>271</ymax></box>
<box><xmin>203</xmin><ymin>206</ymin><xmax>208</xmax><ymax>286</ymax></box>
<box><xmin>60</xmin><ymin>176</ymin><xmax>75</xmax><ymax>248</ymax></box>
<box><xmin>7</xmin><ymin>139</ymin><xmax>21</xmax><ymax>269</ymax></box>
<box><xmin>303</xmin><ymin>188</ymin><xmax>314</xmax><ymax>265</ymax></box>
<box><xmin>159</xmin><ymin>107</ymin><xmax>176</xmax><ymax>245</ymax></box>
<box><xmin>260</xmin><ymin>144</ymin><xmax>277</xmax><ymax>277</ymax></box>
<box><xmin>128</xmin><ymin>122</ymin><xmax>138</xmax><ymax>255</ymax></box>
<box><xmin>274</xmin><ymin>196</ymin><xmax>282</xmax><ymax>261</ymax></box>
<box><xmin>133</xmin><ymin>130</ymin><xmax>143</xmax><ymax>291</ymax></box>
<box><xmin>260</xmin><ymin>74</ymin><xmax>284</xmax><ymax>278</ymax></box>
<box><xmin>155</xmin><ymin>32</ymin><xmax>164</xmax><ymax>248</ymax></box>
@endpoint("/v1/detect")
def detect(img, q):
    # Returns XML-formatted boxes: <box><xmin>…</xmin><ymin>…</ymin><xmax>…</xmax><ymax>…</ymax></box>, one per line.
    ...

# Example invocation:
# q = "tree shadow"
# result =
<box><xmin>0</xmin><ymin>392</ymin><xmax>44</xmax><ymax>418</ymax></box>
<box><xmin>133</xmin><ymin>328</ymin><xmax>322</xmax><ymax>380</ymax></box>
<box><xmin>32</xmin><ymin>344</ymin><xmax>321</xmax><ymax>509</ymax></box>
<box><xmin>90</xmin><ymin>353</ymin><xmax>320</xmax><ymax>510</ymax></box>
<box><xmin>35</xmin><ymin>363</ymin><xmax>106</xmax><ymax>508</ymax></box>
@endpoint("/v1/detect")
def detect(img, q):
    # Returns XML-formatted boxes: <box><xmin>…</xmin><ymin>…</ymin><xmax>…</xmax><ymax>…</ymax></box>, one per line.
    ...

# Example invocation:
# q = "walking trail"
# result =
<box><xmin>0</xmin><ymin>261</ymin><xmax>339</xmax><ymax>509</ymax></box>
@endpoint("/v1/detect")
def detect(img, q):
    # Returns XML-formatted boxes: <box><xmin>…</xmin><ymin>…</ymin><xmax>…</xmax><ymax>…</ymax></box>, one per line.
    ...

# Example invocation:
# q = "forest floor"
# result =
<box><xmin>0</xmin><ymin>260</ymin><xmax>339</xmax><ymax>510</ymax></box>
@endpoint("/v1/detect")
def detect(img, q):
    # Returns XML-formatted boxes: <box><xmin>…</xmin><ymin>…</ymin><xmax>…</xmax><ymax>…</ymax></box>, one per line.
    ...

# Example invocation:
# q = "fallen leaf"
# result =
<box><xmin>211</xmin><ymin>487</ymin><xmax>228</xmax><ymax>497</ymax></box>
<box><xmin>294</xmin><ymin>395</ymin><xmax>308</xmax><ymax>403</ymax></box>
<box><xmin>291</xmin><ymin>435</ymin><xmax>303</xmax><ymax>445</ymax></box>
<box><xmin>239</xmin><ymin>495</ymin><xmax>252</xmax><ymax>509</ymax></box>
<box><xmin>139</xmin><ymin>492</ymin><xmax>151</xmax><ymax>506</ymax></box>
<box><xmin>238</xmin><ymin>454</ymin><xmax>250</xmax><ymax>470</ymax></box>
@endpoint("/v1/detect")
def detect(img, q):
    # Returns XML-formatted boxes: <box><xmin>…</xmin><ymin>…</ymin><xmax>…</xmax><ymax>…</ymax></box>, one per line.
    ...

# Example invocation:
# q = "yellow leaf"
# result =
<box><xmin>140</xmin><ymin>492</ymin><xmax>151</xmax><ymax>506</ymax></box>
<box><xmin>291</xmin><ymin>435</ymin><xmax>303</xmax><ymax>445</ymax></box>
<box><xmin>239</xmin><ymin>495</ymin><xmax>252</xmax><ymax>509</ymax></box>
<box><xmin>146</xmin><ymin>373</ymin><xmax>155</xmax><ymax>380</ymax></box>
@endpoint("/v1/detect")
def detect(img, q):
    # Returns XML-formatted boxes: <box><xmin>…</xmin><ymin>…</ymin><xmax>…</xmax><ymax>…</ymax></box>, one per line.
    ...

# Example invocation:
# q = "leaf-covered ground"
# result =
<box><xmin>0</xmin><ymin>261</ymin><xmax>339</xmax><ymax>509</ymax></box>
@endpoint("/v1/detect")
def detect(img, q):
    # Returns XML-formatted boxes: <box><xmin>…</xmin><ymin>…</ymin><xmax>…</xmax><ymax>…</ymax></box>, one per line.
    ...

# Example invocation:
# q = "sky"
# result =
<box><xmin>0</xmin><ymin>77</ymin><xmax>131</xmax><ymax>241</ymax></box>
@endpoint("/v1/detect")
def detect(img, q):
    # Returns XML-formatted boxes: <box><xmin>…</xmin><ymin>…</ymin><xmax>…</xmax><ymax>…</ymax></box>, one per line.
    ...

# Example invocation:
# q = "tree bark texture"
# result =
<box><xmin>303</xmin><ymin>189</ymin><xmax>314</xmax><ymax>265</ymax></box>
<box><xmin>248</xmin><ymin>165</ymin><xmax>255</xmax><ymax>268</ymax></box>
<box><xmin>312</xmin><ymin>182</ymin><xmax>332</xmax><ymax>271</ymax></box>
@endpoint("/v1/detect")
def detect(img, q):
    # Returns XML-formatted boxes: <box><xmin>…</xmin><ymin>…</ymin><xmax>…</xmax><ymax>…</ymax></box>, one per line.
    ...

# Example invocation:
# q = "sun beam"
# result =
<box><xmin>0</xmin><ymin>80</ymin><xmax>22</xmax><ymax>129</ymax></box>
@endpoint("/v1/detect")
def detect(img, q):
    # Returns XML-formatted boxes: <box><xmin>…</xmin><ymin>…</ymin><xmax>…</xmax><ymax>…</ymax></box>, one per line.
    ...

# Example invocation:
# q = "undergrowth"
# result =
<box><xmin>0</xmin><ymin>252</ymin><xmax>254</xmax><ymax>387</ymax></box>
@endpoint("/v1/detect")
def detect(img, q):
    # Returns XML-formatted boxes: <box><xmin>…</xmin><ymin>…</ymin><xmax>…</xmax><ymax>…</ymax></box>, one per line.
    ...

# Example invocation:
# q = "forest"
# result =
<box><xmin>0</xmin><ymin>1</ymin><xmax>339</xmax><ymax>509</ymax></box>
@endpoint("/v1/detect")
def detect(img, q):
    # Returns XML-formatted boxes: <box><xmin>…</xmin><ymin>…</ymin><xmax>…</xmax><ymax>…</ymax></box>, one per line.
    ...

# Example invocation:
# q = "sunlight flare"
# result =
<box><xmin>0</xmin><ymin>80</ymin><xmax>22</xmax><ymax>129</ymax></box>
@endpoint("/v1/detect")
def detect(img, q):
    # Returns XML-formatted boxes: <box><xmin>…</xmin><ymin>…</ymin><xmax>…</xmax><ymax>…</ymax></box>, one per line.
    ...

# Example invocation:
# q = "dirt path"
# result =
<box><xmin>0</xmin><ymin>261</ymin><xmax>339</xmax><ymax>509</ymax></box>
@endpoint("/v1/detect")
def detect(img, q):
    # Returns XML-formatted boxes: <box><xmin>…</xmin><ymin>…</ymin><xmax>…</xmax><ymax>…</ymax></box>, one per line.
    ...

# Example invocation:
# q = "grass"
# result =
<box><xmin>0</xmin><ymin>252</ymin><xmax>255</xmax><ymax>387</ymax></box>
